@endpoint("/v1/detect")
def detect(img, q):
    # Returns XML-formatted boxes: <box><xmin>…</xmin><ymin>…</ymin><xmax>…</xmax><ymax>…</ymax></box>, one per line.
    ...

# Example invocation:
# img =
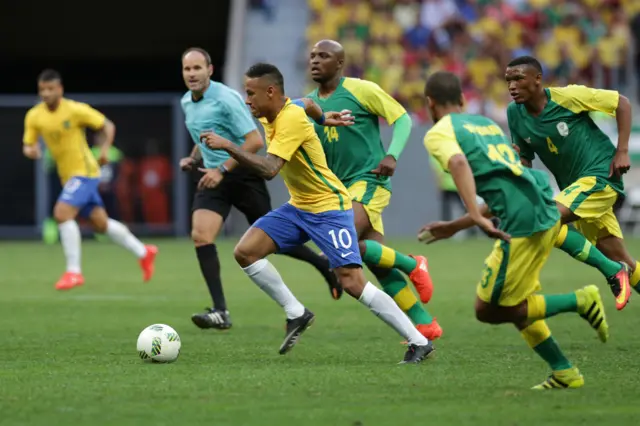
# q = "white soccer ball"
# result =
<box><xmin>136</xmin><ymin>324</ymin><xmax>181</xmax><ymax>363</ymax></box>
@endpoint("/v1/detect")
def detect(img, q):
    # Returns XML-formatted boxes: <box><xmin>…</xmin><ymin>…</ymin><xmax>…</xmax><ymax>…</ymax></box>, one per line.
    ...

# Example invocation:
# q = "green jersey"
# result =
<box><xmin>507</xmin><ymin>85</ymin><xmax>623</xmax><ymax>194</ymax></box>
<box><xmin>306</xmin><ymin>77</ymin><xmax>406</xmax><ymax>190</ymax></box>
<box><xmin>424</xmin><ymin>113</ymin><xmax>560</xmax><ymax>238</ymax></box>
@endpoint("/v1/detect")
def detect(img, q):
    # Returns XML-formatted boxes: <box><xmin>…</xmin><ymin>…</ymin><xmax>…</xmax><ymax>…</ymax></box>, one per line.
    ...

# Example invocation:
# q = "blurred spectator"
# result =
<box><xmin>306</xmin><ymin>0</ymin><xmax>635</xmax><ymax>125</ymax></box>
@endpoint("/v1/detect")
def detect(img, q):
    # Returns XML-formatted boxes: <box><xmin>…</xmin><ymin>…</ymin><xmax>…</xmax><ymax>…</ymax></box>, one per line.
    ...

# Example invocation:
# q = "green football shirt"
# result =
<box><xmin>306</xmin><ymin>77</ymin><xmax>406</xmax><ymax>191</ymax></box>
<box><xmin>507</xmin><ymin>85</ymin><xmax>623</xmax><ymax>194</ymax></box>
<box><xmin>425</xmin><ymin>113</ymin><xmax>560</xmax><ymax>238</ymax></box>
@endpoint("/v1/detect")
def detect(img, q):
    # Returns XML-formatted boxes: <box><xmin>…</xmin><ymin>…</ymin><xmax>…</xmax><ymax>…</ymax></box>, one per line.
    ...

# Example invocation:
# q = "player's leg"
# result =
<box><xmin>87</xmin><ymin>206</ymin><xmax>156</xmax><ymax>280</ymax></box>
<box><xmin>349</xmin><ymin>183</ymin><xmax>431</xmax><ymax>295</ymax></box>
<box><xmin>232</xmin><ymin>171</ymin><xmax>341</xmax><ymax>300</ymax></box>
<box><xmin>474</xmin><ymin>224</ymin><xmax>607</xmax><ymax>388</ymax></box>
<box><xmin>356</xmin><ymin>213</ymin><xmax>441</xmax><ymax>340</ymax></box>
<box><xmin>302</xmin><ymin>207</ymin><xmax>433</xmax><ymax>363</ymax></box>
<box><xmin>555</xmin><ymin>179</ymin><xmax>631</xmax><ymax>308</ymax></box>
<box><xmin>52</xmin><ymin>178</ymin><xmax>84</xmax><ymax>290</ymax></box>
<box><xmin>236</xmin><ymin>204</ymin><xmax>313</xmax><ymax>354</ymax></box>
<box><xmin>190</xmin><ymin>185</ymin><xmax>232</xmax><ymax>330</ymax></box>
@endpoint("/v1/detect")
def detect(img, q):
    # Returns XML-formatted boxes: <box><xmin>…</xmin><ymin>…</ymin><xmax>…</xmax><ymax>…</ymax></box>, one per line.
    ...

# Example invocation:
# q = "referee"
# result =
<box><xmin>180</xmin><ymin>47</ymin><xmax>341</xmax><ymax>330</ymax></box>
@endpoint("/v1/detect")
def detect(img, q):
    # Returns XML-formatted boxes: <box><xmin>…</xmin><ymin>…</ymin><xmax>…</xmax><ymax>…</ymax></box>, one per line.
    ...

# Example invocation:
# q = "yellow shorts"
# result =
<box><xmin>554</xmin><ymin>176</ymin><xmax>623</xmax><ymax>244</ymax></box>
<box><xmin>477</xmin><ymin>221</ymin><xmax>562</xmax><ymax>307</ymax></box>
<box><xmin>347</xmin><ymin>180</ymin><xmax>391</xmax><ymax>235</ymax></box>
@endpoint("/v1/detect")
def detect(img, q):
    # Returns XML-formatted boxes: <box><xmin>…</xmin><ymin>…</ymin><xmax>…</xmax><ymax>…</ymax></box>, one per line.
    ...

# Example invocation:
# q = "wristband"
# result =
<box><xmin>218</xmin><ymin>164</ymin><xmax>229</xmax><ymax>175</ymax></box>
<box><xmin>315</xmin><ymin>113</ymin><xmax>326</xmax><ymax>126</ymax></box>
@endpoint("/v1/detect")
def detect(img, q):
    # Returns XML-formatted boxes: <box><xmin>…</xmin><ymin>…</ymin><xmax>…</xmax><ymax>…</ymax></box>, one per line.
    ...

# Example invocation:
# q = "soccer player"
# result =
<box><xmin>303</xmin><ymin>39</ymin><xmax>440</xmax><ymax>340</ymax></box>
<box><xmin>22</xmin><ymin>69</ymin><xmax>158</xmax><ymax>290</ymax></box>
<box><xmin>181</xmin><ymin>48</ymin><xmax>346</xmax><ymax>330</ymax></box>
<box><xmin>505</xmin><ymin>56</ymin><xmax>633</xmax><ymax>310</ymax></box>
<box><xmin>421</xmin><ymin>71</ymin><xmax>608</xmax><ymax>389</ymax></box>
<box><xmin>200</xmin><ymin>63</ymin><xmax>433</xmax><ymax>363</ymax></box>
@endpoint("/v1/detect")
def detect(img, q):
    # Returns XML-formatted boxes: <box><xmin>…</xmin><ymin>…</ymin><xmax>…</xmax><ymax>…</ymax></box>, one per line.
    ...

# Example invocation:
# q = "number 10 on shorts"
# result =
<box><xmin>328</xmin><ymin>228</ymin><xmax>353</xmax><ymax>250</ymax></box>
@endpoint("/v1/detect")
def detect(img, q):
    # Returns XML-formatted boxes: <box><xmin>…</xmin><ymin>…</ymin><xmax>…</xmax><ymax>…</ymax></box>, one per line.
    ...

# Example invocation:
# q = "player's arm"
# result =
<box><xmin>613</xmin><ymin>93</ymin><xmax>632</xmax><ymax>176</ymax></box>
<box><xmin>349</xmin><ymin>80</ymin><xmax>411</xmax><ymax>175</ymax></box>
<box><xmin>292</xmin><ymin>98</ymin><xmax>354</xmax><ymax>127</ymax></box>
<box><xmin>216</xmin><ymin>95</ymin><xmax>265</xmax><ymax>174</ymax></box>
<box><xmin>75</xmin><ymin>103</ymin><xmax>115</xmax><ymax>163</ymax></box>
<box><xmin>202</xmin><ymin>134</ymin><xmax>284</xmax><ymax>180</ymax></box>
<box><xmin>22</xmin><ymin>110</ymin><xmax>41</xmax><ymax>160</ymax></box>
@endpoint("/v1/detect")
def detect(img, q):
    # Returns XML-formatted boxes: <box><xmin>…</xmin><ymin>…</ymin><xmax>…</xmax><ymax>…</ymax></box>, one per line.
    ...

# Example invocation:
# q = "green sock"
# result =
<box><xmin>362</xmin><ymin>240</ymin><xmax>417</xmax><ymax>274</ymax></box>
<box><xmin>557</xmin><ymin>226</ymin><xmax>621</xmax><ymax>278</ymax></box>
<box><xmin>544</xmin><ymin>294</ymin><xmax>578</xmax><ymax>317</ymax></box>
<box><xmin>534</xmin><ymin>337</ymin><xmax>572</xmax><ymax>371</ymax></box>
<box><xmin>377</xmin><ymin>268</ymin><xmax>433</xmax><ymax>325</ymax></box>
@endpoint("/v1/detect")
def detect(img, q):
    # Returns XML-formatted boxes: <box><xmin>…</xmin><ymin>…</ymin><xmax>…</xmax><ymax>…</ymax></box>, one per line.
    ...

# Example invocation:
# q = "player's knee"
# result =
<box><xmin>555</xmin><ymin>202</ymin><xmax>577</xmax><ymax>223</ymax></box>
<box><xmin>191</xmin><ymin>227</ymin><xmax>213</xmax><ymax>246</ymax></box>
<box><xmin>92</xmin><ymin>220</ymin><xmax>108</xmax><ymax>233</ymax></box>
<box><xmin>53</xmin><ymin>203</ymin><xmax>76</xmax><ymax>223</ymax></box>
<box><xmin>333</xmin><ymin>266</ymin><xmax>365</xmax><ymax>296</ymax></box>
<box><xmin>233</xmin><ymin>242</ymin><xmax>257</xmax><ymax>268</ymax></box>
<box><xmin>358</xmin><ymin>240</ymin><xmax>367</xmax><ymax>255</ymax></box>
<box><xmin>474</xmin><ymin>299</ymin><xmax>499</xmax><ymax>324</ymax></box>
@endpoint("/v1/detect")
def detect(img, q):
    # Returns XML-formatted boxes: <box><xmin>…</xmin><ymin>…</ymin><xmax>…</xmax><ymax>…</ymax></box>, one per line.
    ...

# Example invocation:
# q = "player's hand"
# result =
<box><xmin>475</xmin><ymin>216</ymin><xmax>511</xmax><ymax>243</ymax></box>
<box><xmin>200</xmin><ymin>131</ymin><xmax>228</xmax><ymax>150</ymax></box>
<box><xmin>610</xmin><ymin>150</ymin><xmax>631</xmax><ymax>177</ymax></box>
<box><xmin>371</xmin><ymin>155</ymin><xmax>397</xmax><ymax>177</ymax></box>
<box><xmin>180</xmin><ymin>156</ymin><xmax>197</xmax><ymax>172</ymax></box>
<box><xmin>23</xmin><ymin>145</ymin><xmax>41</xmax><ymax>160</ymax></box>
<box><xmin>511</xmin><ymin>144</ymin><xmax>521</xmax><ymax>155</ymax></box>
<box><xmin>418</xmin><ymin>221</ymin><xmax>457</xmax><ymax>244</ymax></box>
<box><xmin>197</xmin><ymin>168</ymin><xmax>224</xmax><ymax>190</ymax></box>
<box><xmin>98</xmin><ymin>151</ymin><xmax>109</xmax><ymax>166</ymax></box>
<box><xmin>323</xmin><ymin>109</ymin><xmax>354</xmax><ymax>127</ymax></box>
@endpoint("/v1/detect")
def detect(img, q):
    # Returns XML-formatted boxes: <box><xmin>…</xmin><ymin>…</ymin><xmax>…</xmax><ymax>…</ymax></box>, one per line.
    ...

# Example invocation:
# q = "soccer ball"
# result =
<box><xmin>136</xmin><ymin>324</ymin><xmax>181</xmax><ymax>363</ymax></box>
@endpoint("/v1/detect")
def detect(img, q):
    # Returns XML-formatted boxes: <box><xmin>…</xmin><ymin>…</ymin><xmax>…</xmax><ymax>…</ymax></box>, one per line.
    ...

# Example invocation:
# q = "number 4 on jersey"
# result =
<box><xmin>324</xmin><ymin>126</ymin><xmax>339</xmax><ymax>143</ymax></box>
<box><xmin>546</xmin><ymin>137</ymin><xmax>559</xmax><ymax>155</ymax></box>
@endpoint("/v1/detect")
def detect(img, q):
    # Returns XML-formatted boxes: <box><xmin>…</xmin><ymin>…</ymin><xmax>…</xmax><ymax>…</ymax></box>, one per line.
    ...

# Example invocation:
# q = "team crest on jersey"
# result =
<box><xmin>556</xmin><ymin>122</ymin><xmax>569</xmax><ymax>137</ymax></box>
<box><xmin>63</xmin><ymin>120</ymin><xmax>71</xmax><ymax>129</ymax></box>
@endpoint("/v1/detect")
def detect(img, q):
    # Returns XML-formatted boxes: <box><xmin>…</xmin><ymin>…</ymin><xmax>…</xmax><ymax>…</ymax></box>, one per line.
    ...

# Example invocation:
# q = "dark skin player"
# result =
<box><xmin>309</xmin><ymin>40</ymin><xmax>398</xmax><ymax>269</ymax></box>
<box><xmin>504</xmin><ymin>63</ymin><xmax>636</xmax><ymax>272</ymax></box>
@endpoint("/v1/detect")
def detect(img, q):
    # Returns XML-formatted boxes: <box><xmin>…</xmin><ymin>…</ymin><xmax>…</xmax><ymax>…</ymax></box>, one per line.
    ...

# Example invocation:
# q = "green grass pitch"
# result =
<box><xmin>2</xmin><ymin>238</ymin><xmax>640</xmax><ymax>425</ymax></box>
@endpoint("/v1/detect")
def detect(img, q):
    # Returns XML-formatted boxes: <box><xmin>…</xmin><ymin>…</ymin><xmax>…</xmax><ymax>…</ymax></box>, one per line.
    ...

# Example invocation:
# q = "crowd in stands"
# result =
<box><xmin>306</xmin><ymin>0</ymin><xmax>640</xmax><ymax>125</ymax></box>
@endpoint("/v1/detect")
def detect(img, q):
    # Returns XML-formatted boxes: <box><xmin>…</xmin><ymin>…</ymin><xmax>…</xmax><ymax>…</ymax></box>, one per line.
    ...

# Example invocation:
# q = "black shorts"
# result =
<box><xmin>192</xmin><ymin>167</ymin><xmax>272</xmax><ymax>225</ymax></box>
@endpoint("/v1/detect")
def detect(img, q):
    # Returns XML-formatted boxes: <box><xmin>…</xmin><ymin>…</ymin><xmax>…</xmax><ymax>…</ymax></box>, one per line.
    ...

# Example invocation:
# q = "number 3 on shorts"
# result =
<box><xmin>328</xmin><ymin>228</ymin><xmax>353</xmax><ymax>250</ymax></box>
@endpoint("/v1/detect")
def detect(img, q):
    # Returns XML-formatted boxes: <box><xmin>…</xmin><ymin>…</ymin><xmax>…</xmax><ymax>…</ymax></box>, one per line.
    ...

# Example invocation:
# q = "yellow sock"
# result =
<box><xmin>631</xmin><ymin>262</ymin><xmax>640</xmax><ymax>290</ymax></box>
<box><xmin>526</xmin><ymin>294</ymin><xmax>546</xmax><ymax>320</ymax></box>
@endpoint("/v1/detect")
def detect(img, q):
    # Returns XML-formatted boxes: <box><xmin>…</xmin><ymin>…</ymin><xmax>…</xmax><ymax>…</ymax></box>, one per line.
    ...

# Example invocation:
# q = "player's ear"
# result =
<box><xmin>426</xmin><ymin>96</ymin><xmax>435</xmax><ymax>109</ymax></box>
<box><xmin>208</xmin><ymin>65</ymin><xmax>214</xmax><ymax>77</ymax></box>
<box><xmin>460</xmin><ymin>94</ymin><xmax>466</xmax><ymax>109</ymax></box>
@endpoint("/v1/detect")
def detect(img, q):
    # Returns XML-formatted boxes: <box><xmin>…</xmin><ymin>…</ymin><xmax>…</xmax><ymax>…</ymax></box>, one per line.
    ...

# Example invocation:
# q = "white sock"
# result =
<box><xmin>105</xmin><ymin>219</ymin><xmax>147</xmax><ymax>258</ymax></box>
<box><xmin>243</xmin><ymin>259</ymin><xmax>305</xmax><ymax>319</ymax></box>
<box><xmin>359</xmin><ymin>282</ymin><xmax>429</xmax><ymax>346</ymax></box>
<box><xmin>58</xmin><ymin>220</ymin><xmax>81</xmax><ymax>273</ymax></box>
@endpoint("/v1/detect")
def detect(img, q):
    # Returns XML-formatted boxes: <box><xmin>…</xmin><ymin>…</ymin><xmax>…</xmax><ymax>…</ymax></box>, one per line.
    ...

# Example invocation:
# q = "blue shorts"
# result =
<box><xmin>58</xmin><ymin>176</ymin><xmax>104</xmax><ymax>218</ymax></box>
<box><xmin>254</xmin><ymin>203</ymin><xmax>362</xmax><ymax>269</ymax></box>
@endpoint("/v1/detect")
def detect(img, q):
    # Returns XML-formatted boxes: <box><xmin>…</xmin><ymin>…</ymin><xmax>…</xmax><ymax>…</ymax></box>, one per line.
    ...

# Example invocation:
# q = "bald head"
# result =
<box><xmin>309</xmin><ymin>39</ymin><xmax>345</xmax><ymax>84</ymax></box>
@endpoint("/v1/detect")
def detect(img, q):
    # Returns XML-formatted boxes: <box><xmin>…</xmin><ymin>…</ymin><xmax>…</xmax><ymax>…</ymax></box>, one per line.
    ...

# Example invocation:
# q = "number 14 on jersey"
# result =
<box><xmin>324</xmin><ymin>126</ymin><xmax>339</xmax><ymax>143</ymax></box>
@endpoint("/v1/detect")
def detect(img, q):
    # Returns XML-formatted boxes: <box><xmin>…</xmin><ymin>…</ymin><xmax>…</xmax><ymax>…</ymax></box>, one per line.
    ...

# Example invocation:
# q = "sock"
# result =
<box><xmin>521</xmin><ymin>321</ymin><xmax>572</xmax><ymax>371</ymax></box>
<box><xmin>358</xmin><ymin>282</ymin><xmax>429</xmax><ymax>346</ymax></box>
<box><xmin>58</xmin><ymin>220</ymin><xmax>81</xmax><ymax>273</ymax></box>
<box><xmin>555</xmin><ymin>225</ymin><xmax>621</xmax><ymax>278</ymax></box>
<box><xmin>631</xmin><ymin>261</ymin><xmax>640</xmax><ymax>293</ymax></box>
<box><xmin>377</xmin><ymin>268</ymin><xmax>433</xmax><ymax>325</ymax></box>
<box><xmin>195</xmin><ymin>244</ymin><xmax>227</xmax><ymax>312</ymax></box>
<box><xmin>361</xmin><ymin>240</ymin><xmax>417</xmax><ymax>275</ymax></box>
<box><xmin>284</xmin><ymin>245</ymin><xmax>333</xmax><ymax>277</ymax></box>
<box><xmin>243</xmin><ymin>259</ymin><xmax>305</xmax><ymax>319</ymax></box>
<box><xmin>526</xmin><ymin>293</ymin><xmax>578</xmax><ymax>320</ymax></box>
<box><xmin>105</xmin><ymin>219</ymin><xmax>147</xmax><ymax>258</ymax></box>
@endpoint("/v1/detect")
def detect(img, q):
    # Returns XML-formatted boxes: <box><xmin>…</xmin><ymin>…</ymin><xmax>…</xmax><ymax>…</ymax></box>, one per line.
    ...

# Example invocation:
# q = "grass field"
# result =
<box><xmin>2</xmin><ymin>237</ymin><xmax>640</xmax><ymax>426</ymax></box>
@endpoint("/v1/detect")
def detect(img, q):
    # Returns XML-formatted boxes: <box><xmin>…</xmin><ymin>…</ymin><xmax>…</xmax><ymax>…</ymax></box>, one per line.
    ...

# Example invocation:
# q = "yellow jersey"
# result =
<box><xmin>259</xmin><ymin>99</ymin><xmax>351</xmax><ymax>213</ymax></box>
<box><xmin>23</xmin><ymin>98</ymin><xmax>105</xmax><ymax>183</ymax></box>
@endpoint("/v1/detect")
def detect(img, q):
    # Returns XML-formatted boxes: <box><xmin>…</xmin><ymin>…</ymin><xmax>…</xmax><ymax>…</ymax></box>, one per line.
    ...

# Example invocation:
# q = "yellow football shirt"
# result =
<box><xmin>23</xmin><ymin>98</ymin><xmax>105</xmax><ymax>183</ymax></box>
<box><xmin>259</xmin><ymin>99</ymin><xmax>351</xmax><ymax>213</ymax></box>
